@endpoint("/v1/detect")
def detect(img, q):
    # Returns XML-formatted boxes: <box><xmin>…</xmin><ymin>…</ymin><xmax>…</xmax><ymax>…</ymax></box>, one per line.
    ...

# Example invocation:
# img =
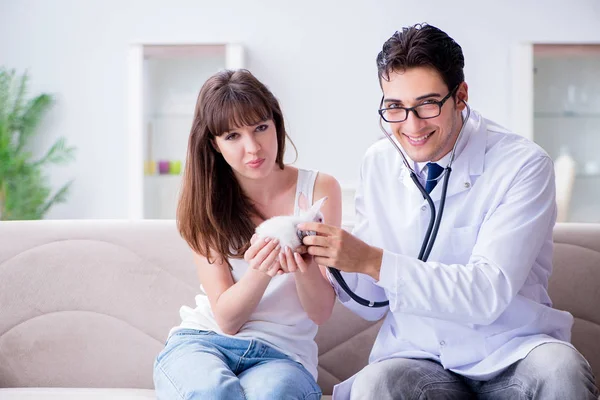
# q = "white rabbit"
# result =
<box><xmin>255</xmin><ymin>194</ymin><xmax>327</xmax><ymax>251</ymax></box>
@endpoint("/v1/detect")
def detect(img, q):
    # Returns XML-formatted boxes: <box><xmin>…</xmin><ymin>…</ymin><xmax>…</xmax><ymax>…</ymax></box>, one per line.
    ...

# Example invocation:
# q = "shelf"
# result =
<box><xmin>534</xmin><ymin>112</ymin><xmax>600</xmax><ymax>118</ymax></box>
<box><xmin>144</xmin><ymin>174</ymin><xmax>182</xmax><ymax>178</ymax></box>
<box><xmin>576</xmin><ymin>172</ymin><xmax>600</xmax><ymax>178</ymax></box>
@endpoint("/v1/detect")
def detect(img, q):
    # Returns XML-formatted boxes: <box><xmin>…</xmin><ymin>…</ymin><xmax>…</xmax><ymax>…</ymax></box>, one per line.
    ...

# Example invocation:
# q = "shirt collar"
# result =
<box><xmin>415</xmin><ymin>152</ymin><xmax>452</xmax><ymax>178</ymax></box>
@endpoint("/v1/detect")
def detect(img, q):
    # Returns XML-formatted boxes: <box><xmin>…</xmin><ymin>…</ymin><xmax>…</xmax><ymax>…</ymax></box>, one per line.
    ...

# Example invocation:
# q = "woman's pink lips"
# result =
<box><xmin>247</xmin><ymin>158</ymin><xmax>265</xmax><ymax>168</ymax></box>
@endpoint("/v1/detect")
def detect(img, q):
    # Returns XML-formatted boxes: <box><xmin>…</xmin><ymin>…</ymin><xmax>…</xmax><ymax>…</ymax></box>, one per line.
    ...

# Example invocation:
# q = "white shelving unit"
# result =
<box><xmin>512</xmin><ymin>43</ymin><xmax>600</xmax><ymax>223</ymax></box>
<box><xmin>534</xmin><ymin>45</ymin><xmax>600</xmax><ymax>223</ymax></box>
<box><xmin>128</xmin><ymin>44</ymin><xmax>244</xmax><ymax>219</ymax></box>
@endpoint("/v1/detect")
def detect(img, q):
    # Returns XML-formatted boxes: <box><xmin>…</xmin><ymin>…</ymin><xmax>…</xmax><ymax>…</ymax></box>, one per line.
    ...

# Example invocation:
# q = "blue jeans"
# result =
<box><xmin>153</xmin><ymin>329</ymin><xmax>322</xmax><ymax>400</ymax></box>
<box><xmin>350</xmin><ymin>343</ymin><xmax>599</xmax><ymax>399</ymax></box>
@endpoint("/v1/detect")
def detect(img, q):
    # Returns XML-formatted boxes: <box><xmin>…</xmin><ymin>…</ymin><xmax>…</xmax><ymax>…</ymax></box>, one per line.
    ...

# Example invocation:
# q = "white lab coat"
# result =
<box><xmin>330</xmin><ymin>109</ymin><xmax>574</xmax><ymax>399</ymax></box>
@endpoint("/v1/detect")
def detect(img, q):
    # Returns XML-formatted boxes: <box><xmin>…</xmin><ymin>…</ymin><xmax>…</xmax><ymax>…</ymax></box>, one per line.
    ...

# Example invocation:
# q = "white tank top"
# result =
<box><xmin>172</xmin><ymin>169</ymin><xmax>320</xmax><ymax>379</ymax></box>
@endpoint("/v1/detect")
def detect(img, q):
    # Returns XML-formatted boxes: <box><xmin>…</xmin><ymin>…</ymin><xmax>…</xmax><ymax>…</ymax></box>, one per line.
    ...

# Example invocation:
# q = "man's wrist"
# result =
<box><xmin>366</xmin><ymin>246</ymin><xmax>383</xmax><ymax>281</ymax></box>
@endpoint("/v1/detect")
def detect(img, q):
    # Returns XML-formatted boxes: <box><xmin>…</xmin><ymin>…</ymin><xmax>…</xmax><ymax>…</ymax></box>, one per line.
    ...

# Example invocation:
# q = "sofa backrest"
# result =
<box><xmin>550</xmin><ymin>223</ymin><xmax>600</xmax><ymax>389</ymax></box>
<box><xmin>0</xmin><ymin>221</ymin><xmax>598</xmax><ymax>393</ymax></box>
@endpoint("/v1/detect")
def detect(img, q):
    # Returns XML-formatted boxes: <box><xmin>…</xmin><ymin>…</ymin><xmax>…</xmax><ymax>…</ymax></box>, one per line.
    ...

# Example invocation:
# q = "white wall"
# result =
<box><xmin>1</xmin><ymin>0</ymin><xmax>600</xmax><ymax>219</ymax></box>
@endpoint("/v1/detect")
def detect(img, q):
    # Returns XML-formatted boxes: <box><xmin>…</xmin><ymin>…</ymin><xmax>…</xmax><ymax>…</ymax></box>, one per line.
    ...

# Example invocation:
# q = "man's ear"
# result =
<box><xmin>456</xmin><ymin>82</ymin><xmax>469</xmax><ymax>111</ymax></box>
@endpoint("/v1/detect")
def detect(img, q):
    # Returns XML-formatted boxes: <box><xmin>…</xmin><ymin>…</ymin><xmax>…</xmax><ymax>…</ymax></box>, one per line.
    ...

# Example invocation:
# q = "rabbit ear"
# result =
<box><xmin>298</xmin><ymin>192</ymin><xmax>309</xmax><ymax>212</ymax></box>
<box><xmin>309</xmin><ymin>196</ymin><xmax>328</xmax><ymax>213</ymax></box>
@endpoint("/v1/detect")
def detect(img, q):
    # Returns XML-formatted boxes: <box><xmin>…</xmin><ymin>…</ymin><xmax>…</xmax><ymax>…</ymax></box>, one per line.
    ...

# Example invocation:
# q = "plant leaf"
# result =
<box><xmin>0</xmin><ymin>67</ymin><xmax>76</xmax><ymax>220</ymax></box>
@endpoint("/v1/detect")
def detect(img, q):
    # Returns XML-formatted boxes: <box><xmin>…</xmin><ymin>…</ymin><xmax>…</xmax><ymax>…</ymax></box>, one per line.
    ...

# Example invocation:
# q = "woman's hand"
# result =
<box><xmin>278</xmin><ymin>246</ymin><xmax>312</xmax><ymax>273</ymax></box>
<box><xmin>244</xmin><ymin>234</ymin><xmax>282</xmax><ymax>277</ymax></box>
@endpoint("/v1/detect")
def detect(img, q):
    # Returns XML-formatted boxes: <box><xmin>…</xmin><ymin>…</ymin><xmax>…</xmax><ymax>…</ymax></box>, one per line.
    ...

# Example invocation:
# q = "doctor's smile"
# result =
<box><xmin>403</xmin><ymin>130</ymin><xmax>435</xmax><ymax>146</ymax></box>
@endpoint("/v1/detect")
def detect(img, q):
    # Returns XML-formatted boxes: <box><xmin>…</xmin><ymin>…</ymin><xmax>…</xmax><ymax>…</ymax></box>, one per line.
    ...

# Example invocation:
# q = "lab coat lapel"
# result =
<box><xmin>426</xmin><ymin>109</ymin><xmax>487</xmax><ymax>203</ymax></box>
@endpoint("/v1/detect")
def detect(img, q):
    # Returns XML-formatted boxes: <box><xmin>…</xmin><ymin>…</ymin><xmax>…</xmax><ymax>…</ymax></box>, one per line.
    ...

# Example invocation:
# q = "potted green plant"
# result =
<box><xmin>0</xmin><ymin>68</ymin><xmax>75</xmax><ymax>220</ymax></box>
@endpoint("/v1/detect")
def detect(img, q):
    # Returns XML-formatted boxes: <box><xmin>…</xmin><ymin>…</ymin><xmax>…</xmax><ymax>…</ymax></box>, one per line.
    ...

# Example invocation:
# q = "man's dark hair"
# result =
<box><xmin>376</xmin><ymin>23</ymin><xmax>465</xmax><ymax>93</ymax></box>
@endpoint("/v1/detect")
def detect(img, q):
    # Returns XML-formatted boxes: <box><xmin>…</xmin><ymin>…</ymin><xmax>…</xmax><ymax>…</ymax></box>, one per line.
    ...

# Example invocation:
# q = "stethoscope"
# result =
<box><xmin>326</xmin><ymin>101</ymin><xmax>471</xmax><ymax>307</ymax></box>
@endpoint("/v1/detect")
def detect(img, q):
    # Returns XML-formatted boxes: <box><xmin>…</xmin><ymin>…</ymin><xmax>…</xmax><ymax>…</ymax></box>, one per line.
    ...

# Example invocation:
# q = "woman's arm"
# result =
<box><xmin>196</xmin><ymin>238</ymin><xmax>281</xmax><ymax>335</ymax></box>
<box><xmin>292</xmin><ymin>172</ymin><xmax>341</xmax><ymax>325</ymax></box>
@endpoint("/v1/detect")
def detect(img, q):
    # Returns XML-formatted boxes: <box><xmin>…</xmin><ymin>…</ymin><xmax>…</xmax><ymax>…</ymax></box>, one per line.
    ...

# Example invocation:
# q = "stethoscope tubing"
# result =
<box><xmin>327</xmin><ymin>103</ymin><xmax>470</xmax><ymax>308</ymax></box>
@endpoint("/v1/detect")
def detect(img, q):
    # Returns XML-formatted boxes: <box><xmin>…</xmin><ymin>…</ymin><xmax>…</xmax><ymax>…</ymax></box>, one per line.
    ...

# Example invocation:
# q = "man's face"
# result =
<box><xmin>380</xmin><ymin>67</ymin><xmax>468</xmax><ymax>163</ymax></box>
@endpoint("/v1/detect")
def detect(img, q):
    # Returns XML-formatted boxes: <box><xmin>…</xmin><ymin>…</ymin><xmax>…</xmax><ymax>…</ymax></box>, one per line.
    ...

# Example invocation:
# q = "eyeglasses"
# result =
<box><xmin>378</xmin><ymin>86</ymin><xmax>459</xmax><ymax>123</ymax></box>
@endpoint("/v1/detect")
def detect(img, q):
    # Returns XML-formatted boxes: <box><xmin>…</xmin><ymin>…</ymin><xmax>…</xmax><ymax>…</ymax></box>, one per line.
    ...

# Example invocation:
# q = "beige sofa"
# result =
<box><xmin>0</xmin><ymin>220</ymin><xmax>598</xmax><ymax>399</ymax></box>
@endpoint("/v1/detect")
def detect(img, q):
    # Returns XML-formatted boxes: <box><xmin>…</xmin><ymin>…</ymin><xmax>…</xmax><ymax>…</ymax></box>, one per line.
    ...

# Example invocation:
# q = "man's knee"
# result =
<box><xmin>350</xmin><ymin>358</ymin><xmax>456</xmax><ymax>400</ymax></box>
<box><xmin>516</xmin><ymin>343</ymin><xmax>598</xmax><ymax>397</ymax></box>
<box><xmin>351</xmin><ymin>359</ymin><xmax>410</xmax><ymax>399</ymax></box>
<box><xmin>523</xmin><ymin>343</ymin><xmax>589</xmax><ymax>380</ymax></box>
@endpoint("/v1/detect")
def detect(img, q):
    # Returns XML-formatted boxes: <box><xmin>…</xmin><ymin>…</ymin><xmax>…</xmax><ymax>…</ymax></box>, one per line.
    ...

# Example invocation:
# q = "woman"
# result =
<box><xmin>153</xmin><ymin>69</ymin><xmax>341</xmax><ymax>399</ymax></box>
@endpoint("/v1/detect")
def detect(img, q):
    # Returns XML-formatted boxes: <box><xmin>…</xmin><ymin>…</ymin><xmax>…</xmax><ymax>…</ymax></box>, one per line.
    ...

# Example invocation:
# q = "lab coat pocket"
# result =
<box><xmin>450</xmin><ymin>225</ymin><xmax>480</xmax><ymax>264</ymax></box>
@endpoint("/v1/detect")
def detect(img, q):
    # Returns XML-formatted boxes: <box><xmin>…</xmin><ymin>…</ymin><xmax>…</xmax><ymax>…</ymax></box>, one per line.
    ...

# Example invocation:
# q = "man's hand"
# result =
<box><xmin>298</xmin><ymin>223</ymin><xmax>383</xmax><ymax>280</ymax></box>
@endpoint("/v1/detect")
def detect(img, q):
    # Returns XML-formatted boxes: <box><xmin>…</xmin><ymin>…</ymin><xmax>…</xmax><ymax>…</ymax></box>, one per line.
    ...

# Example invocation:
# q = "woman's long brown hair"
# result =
<box><xmin>177</xmin><ymin>69</ymin><xmax>293</xmax><ymax>268</ymax></box>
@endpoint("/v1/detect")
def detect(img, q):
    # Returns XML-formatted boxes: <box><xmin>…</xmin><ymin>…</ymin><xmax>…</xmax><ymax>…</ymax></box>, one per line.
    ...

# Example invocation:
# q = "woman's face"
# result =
<box><xmin>213</xmin><ymin>119</ymin><xmax>279</xmax><ymax>181</ymax></box>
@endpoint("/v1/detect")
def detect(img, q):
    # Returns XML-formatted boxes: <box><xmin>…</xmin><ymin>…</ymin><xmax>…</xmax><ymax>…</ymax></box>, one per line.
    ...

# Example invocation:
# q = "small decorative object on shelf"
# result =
<box><xmin>144</xmin><ymin>160</ymin><xmax>156</xmax><ymax>175</ymax></box>
<box><xmin>170</xmin><ymin>160</ymin><xmax>182</xmax><ymax>175</ymax></box>
<box><xmin>583</xmin><ymin>161</ymin><xmax>600</xmax><ymax>176</ymax></box>
<box><xmin>158</xmin><ymin>160</ymin><xmax>170</xmax><ymax>175</ymax></box>
<box><xmin>143</xmin><ymin>160</ymin><xmax>183</xmax><ymax>175</ymax></box>
<box><xmin>144</xmin><ymin>122</ymin><xmax>156</xmax><ymax>175</ymax></box>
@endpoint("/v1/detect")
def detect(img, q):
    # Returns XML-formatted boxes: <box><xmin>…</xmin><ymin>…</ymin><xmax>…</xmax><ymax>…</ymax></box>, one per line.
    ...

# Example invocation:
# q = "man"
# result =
<box><xmin>299</xmin><ymin>24</ymin><xmax>598</xmax><ymax>399</ymax></box>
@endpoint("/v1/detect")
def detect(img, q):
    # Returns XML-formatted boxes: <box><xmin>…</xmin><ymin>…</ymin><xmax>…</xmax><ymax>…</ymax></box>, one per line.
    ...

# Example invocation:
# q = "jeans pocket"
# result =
<box><xmin>166</xmin><ymin>329</ymin><xmax>214</xmax><ymax>344</ymax></box>
<box><xmin>156</xmin><ymin>329</ymin><xmax>214</xmax><ymax>364</ymax></box>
